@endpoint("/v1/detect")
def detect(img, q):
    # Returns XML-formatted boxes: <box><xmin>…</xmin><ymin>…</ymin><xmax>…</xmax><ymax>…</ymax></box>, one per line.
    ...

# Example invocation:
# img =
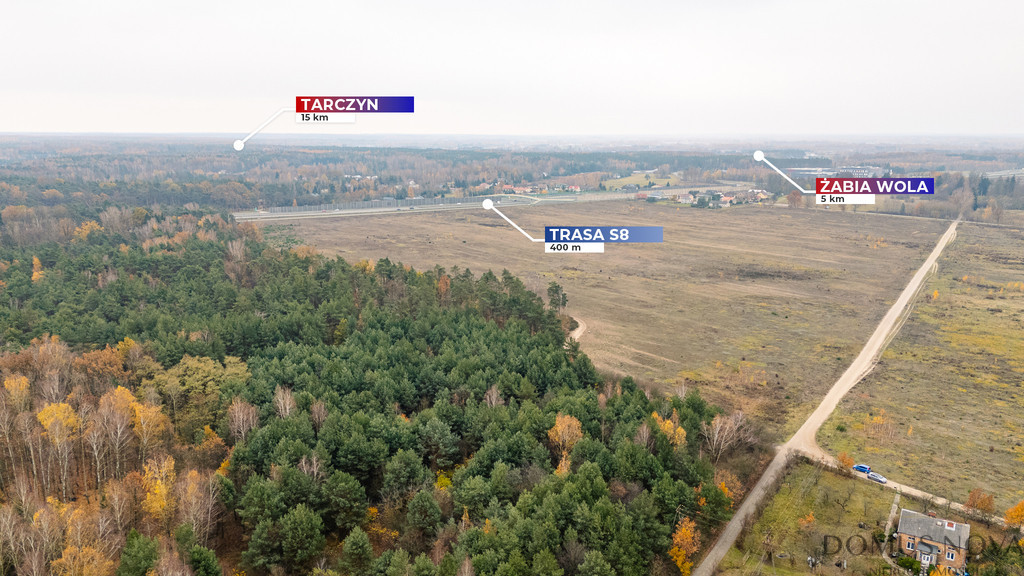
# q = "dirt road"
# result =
<box><xmin>568</xmin><ymin>317</ymin><xmax>587</xmax><ymax>341</ymax></box>
<box><xmin>692</xmin><ymin>219</ymin><xmax>959</xmax><ymax>576</ymax></box>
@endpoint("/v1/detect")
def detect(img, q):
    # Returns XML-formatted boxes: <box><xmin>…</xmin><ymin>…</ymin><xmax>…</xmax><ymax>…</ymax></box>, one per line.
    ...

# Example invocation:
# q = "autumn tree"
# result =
<box><xmin>669</xmin><ymin>517</ymin><xmax>701</xmax><ymax>576</ymax></box>
<box><xmin>31</xmin><ymin>256</ymin><xmax>45</xmax><ymax>282</ymax></box>
<box><xmin>714</xmin><ymin>469</ymin><xmax>743</xmax><ymax>509</ymax></box>
<box><xmin>147</xmin><ymin>355</ymin><xmax>246</xmax><ymax>443</ymax></box>
<box><xmin>837</xmin><ymin>452</ymin><xmax>855</xmax><ymax>473</ymax></box>
<box><xmin>3</xmin><ymin>375</ymin><xmax>30</xmax><ymax>412</ymax></box>
<box><xmin>437</xmin><ymin>274</ymin><xmax>451</xmax><ymax>305</ymax></box>
<box><xmin>652</xmin><ymin>409</ymin><xmax>687</xmax><ymax>447</ymax></box>
<box><xmin>72</xmin><ymin>221</ymin><xmax>104</xmax><ymax>243</ymax></box>
<box><xmin>548</xmin><ymin>413</ymin><xmax>583</xmax><ymax>475</ymax></box>
<box><xmin>965</xmin><ymin>488</ymin><xmax>996</xmax><ymax>517</ymax></box>
<box><xmin>865</xmin><ymin>409</ymin><xmax>897</xmax><ymax>442</ymax></box>
<box><xmin>50</xmin><ymin>544</ymin><xmax>115</xmax><ymax>576</ymax></box>
<box><xmin>37</xmin><ymin>402</ymin><xmax>80</xmax><ymax>500</ymax></box>
<box><xmin>1005</xmin><ymin>499</ymin><xmax>1024</xmax><ymax>532</ymax></box>
<box><xmin>131</xmin><ymin>402</ymin><xmax>168</xmax><ymax>465</ymax></box>
<box><xmin>72</xmin><ymin>346</ymin><xmax>130</xmax><ymax>398</ymax></box>
<box><xmin>787</xmin><ymin>190</ymin><xmax>803</xmax><ymax>209</ymax></box>
<box><xmin>142</xmin><ymin>455</ymin><xmax>176</xmax><ymax>531</ymax></box>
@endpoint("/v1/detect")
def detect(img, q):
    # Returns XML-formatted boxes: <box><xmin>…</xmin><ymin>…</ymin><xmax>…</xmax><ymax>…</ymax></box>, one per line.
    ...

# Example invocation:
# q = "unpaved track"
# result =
<box><xmin>692</xmin><ymin>219</ymin><xmax>959</xmax><ymax>576</ymax></box>
<box><xmin>569</xmin><ymin>317</ymin><xmax>587</xmax><ymax>341</ymax></box>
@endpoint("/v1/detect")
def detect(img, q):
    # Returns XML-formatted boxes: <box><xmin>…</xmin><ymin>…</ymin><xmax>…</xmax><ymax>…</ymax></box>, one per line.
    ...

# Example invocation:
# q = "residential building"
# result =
<box><xmin>896</xmin><ymin>509</ymin><xmax>971</xmax><ymax>574</ymax></box>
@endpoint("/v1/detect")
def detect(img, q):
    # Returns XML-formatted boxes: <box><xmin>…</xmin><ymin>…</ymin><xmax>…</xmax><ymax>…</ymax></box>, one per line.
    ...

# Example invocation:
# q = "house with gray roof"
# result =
<box><xmin>896</xmin><ymin>509</ymin><xmax>971</xmax><ymax>574</ymax></box>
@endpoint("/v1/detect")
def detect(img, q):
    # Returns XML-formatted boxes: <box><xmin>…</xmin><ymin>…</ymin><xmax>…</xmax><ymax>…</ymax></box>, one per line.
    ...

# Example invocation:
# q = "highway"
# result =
<box><xmin>233</xmin><ymin>192</ymin><xmax>637</xmax><ymax>222</ymax></box>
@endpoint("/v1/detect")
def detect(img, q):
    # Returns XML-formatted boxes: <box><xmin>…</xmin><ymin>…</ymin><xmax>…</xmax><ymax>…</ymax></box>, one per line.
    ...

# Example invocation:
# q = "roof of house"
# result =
<box><xmin>897</xmin><ymin>509</ymin><xmax>971</xmax><ymax>549</ymax></box>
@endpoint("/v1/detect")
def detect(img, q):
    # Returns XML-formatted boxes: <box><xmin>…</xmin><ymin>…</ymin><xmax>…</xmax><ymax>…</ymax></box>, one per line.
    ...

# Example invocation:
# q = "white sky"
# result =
<box><xmin>1</xmin><ymin>0</ymin><xmax>1022</xmax><ymax>137</ymax></box>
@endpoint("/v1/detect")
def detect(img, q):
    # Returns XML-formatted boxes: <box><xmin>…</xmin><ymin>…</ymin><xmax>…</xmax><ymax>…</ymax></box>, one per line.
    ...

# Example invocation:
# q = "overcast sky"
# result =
<box><xmin>2</xmin><ymin>0</ymin><xmax>1021</xmax><ymax>137</ymax></box>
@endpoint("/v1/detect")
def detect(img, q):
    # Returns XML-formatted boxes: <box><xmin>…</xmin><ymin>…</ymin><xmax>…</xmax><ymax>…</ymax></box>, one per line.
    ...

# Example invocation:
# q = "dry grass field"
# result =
<box><xmin>818</xmin><ymin>223</ymin><xmax>1024</xmax><ymax>511</ymax></box>
<box><xmin>267</xmin><ymin>201</ymin><xmax>949</xmax><ymax>441</ymax></box>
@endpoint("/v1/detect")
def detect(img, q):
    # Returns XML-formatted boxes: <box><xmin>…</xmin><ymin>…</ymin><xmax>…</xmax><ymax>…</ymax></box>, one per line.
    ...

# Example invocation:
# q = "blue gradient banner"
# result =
<box><xmin>544</xmin><ymin>226</ymin><xmax>663</xmax><ymax>243</ymax></box>
<box><xmin>295</xmin><ymin>97</ymin><xmax>414</xmax><ymax>113</ymax></box>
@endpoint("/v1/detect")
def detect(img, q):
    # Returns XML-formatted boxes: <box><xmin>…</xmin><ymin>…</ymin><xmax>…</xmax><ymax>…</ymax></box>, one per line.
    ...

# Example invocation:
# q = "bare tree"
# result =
<box><xmin>104</xmin><ymin>479</ymin><xmax>132</xmax><ymax>535</ymax></box>
<box><xmin>700</xmin><ymin>412</ymin><xmax>753</xmax><ymax>465</ymax></box>
<box><xmin>310</xmin><ymin>401</ymin><xmax>327</xmax><ymax>433</ymax></box>
<box><xmin>483</xmin><ymin>385</ymin><xmax>503</xmax><ymax>408</ymax></box>
<box><xmin>176</xmin><ymin>470</ymin><xmax>221</xmax><ymax>546</ymax></box>
<box><xmin>0</xmin><ymin>504</ymin><xmax>19</xmax><ymax>572</ymax></box>
<box><xmin>83</xmin><ymin>414</ymin><xmax>107</xmax><ymax>489</ymax></box>
<box><xmin>224</xmin><ymin>239</ymin><xmax>251</xmax><ymax>287</ymax></box>
<box><xmin>457</xmin><ymin>556</ymin><xmax>476</xmax><ymax>576</ymax></box>
<box><xmin>273</xmin><ymin>387</ymin><xmax>296</xmax><ymax>419</ymax></box>
<box><xmin>98</xmin><ymin>389</ymin><xmax>135</xmax><ymax>478</ymax></box>
<box><xmin>154</xmin><ymin>541</ymin><xmax>191</xmax><ymax>576</ymax></box>
<box><xmin>0</xmin><ymin>401</ymin><xmax>18</xmax><ymax>484</ymax></box>
<box><xmin>92</xmin><ymin>508</ymin><xmax>119</xmax><ymax>560</ymax></box>
<box><xmin>38</xmin><ymin>371</ymin><xmax>66</xmax><ymax>406</ymax></box>
<box><xmin>299</xmin><ymin>454</ymin><xmax>324</xmax><ymax>483</ymax></box>
<box><xmin>952</xmin><ymin>185</ymin><xmax>974</xmax><ymax>216</ymax></box>
<box><xmin>99</xmin><ymin>207</ymin><xmax>133</xmax><ymax>235</ymax></box>
<box><xmin>989</xmin><ymin>198</ymin><xmax>1004</xmax><ymax>223</ymax></box>
<box><xmin>634</xmin><ymin>422</ymin><xmax>652</xmax><ymax>449</ymax></box>
<box><xmin>16</xmin><ymin>414</ymin><xmax>42</xmax><ymax>494</ymax></box>
<box><xmin>227</xmin><ymin>397</ymin><xmax>259</xmax><ymax>443</ymax></box>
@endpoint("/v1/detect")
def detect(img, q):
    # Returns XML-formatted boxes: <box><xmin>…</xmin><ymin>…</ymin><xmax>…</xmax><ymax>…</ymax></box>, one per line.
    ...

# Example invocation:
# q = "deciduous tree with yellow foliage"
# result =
<box><xmin>72</xmin><ymin>220</ymin><xmax>104</xmax><ymax>243</ymax></box>
<box><xmin>142</xmin><ymin>455</ymin><xmax>176</xmax><ymax>531</ymax></box>
<box><xmin>37</xmin><ymin>402</ymin><xmax>80</xmax><ymax>500</ymax></box>
<box><xmin>669</xmin><ymin>517</ymin><xmax>701</xmax><ymax>576</ymax></box>
<box><xmin>548</xmin><ymin>413</ymin><xmax>583</xmax><ymax>475</ymax></box>
<box><xmin>653</xmin><ymin>409</ymin><xmax>687</xmax><ymax>447</ymax></box>
<box><xmin>1004</xmin><ymin>499</ymin><xmax>1024</xmax><ymax>530</ymax></box>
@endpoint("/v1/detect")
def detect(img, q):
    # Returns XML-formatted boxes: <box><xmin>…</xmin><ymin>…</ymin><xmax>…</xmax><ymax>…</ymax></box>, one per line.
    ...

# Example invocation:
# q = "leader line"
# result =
<box><xmin>753</xmin><ymin>150</ymin><xmax>811</xmax><ymax>194</ymax></box>
<box><xmin>482</xmin><ymin>199</ymin><xmax>544</xmax><ymax>243</ymax></box>
<box><xmin>233</xmin><ymin>107</ymin><xmax>289</xmax><ymax>151</ymax></box>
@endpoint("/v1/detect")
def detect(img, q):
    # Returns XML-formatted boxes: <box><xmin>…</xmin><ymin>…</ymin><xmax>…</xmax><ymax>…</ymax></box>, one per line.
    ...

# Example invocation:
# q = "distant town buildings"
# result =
<box><xmin>788</xmin><ymin>166</ymin><xmax>885</xmax><ymax>179</ymax></box>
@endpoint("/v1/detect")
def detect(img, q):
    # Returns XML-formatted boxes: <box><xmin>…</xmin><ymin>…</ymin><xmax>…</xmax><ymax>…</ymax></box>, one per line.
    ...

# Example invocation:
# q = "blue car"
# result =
<box><xmin>852</xmin><ymin>464</ymin><xmax>871</xmax><ymax>474</ymax></box>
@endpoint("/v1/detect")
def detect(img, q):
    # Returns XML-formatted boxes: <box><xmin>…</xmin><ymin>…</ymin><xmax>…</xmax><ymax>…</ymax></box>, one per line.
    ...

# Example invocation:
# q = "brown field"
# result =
<box><xmin>818</xmin><ymin>222</ymin><xmax>1024</xmax><ymax>511</ymax></box>
<box><xmin>267</xmin><ymin>202</ymin><xmax>949</xmax><ymax>441</ymax></box>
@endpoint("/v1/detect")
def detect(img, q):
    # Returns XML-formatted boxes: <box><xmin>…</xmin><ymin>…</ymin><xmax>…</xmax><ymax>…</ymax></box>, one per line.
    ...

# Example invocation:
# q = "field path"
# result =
<box><xmin>692</xmin><ymin>219</ymin><xmax>960</xmax><ymax>576</ymax></box>
<box><xmin>568</xmin><ymin>317</ymin><xmax>587</xmax><ymax>341</ymax></box>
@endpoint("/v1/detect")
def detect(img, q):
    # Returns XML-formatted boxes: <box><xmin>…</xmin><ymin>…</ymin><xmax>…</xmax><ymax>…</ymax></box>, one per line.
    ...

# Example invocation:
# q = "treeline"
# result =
<box><xmin>0</xmin><ymin>139</ymin><xmax>757</xmax><ymax>210</ymax></box>
<box><xmin>0</xmin><ymin>214</ymin><xmax>744</xmax><ymax>575</ymax></box>
<box><xmin>873</xmin><ymin>172</ymin><xmax>1024</xmax><ymax>221</ymax></box>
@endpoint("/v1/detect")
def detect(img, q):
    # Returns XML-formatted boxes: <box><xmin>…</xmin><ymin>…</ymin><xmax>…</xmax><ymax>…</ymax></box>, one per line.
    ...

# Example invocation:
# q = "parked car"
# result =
<box><xmin>867</xmin><ymin>472</ymin><xmax>887</xmax><ymax>484</ymax></box>
<box><xmin>852</xmin><ymin>464</ymin><xmax>871</xmax><ymax>474</ymax></box>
